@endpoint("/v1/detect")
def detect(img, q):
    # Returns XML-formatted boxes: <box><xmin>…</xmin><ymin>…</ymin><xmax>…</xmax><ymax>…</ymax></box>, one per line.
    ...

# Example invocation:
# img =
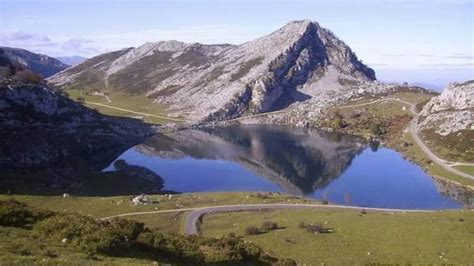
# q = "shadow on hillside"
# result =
<box><xmin>0</xmin><ymin>163</ymin><xmax>175</xmax><ymax>197</ymax></box>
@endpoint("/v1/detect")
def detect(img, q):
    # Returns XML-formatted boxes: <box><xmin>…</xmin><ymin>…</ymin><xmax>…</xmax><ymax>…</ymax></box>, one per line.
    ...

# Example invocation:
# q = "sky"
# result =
<box><xmin>0</xmin><ymin>0</ymin><xmax>473</xmax><ymax>87</ymax></box>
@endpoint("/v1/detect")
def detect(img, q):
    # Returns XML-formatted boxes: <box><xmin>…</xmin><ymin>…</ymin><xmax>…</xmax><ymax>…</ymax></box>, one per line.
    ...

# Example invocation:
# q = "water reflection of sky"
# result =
<box><xmin>105</xmin><ymin>125</ymin><xmax>462</xmax><ymax>209</ymax></box>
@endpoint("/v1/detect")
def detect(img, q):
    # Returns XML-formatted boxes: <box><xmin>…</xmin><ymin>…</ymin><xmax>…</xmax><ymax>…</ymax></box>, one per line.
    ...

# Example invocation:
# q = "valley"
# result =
<box><xmin>0</xmin><ymin>14</ymin><xmax>473</xmax><ymax>265</ymax></box>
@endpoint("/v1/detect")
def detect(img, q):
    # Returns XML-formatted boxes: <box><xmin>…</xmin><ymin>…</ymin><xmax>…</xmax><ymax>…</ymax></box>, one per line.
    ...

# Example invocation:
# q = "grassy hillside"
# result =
<box><xmin>0</xmin><ymin>199</ymin><xmax>294</xmax><ymax>264</ymax></box>
<box><xmin>1</xmin><ymin>192</ymin><xmax>472</xmax><ymax>264</ymax></box>
<box><xmin>201</xmin><ymin>208</ymin><xmax>474</xmax><ymax>264</ymax></box>
<box><xmin>64</xmin><ymin>89</ymin><xmax>181</xmax><ymax>124</ymax></box>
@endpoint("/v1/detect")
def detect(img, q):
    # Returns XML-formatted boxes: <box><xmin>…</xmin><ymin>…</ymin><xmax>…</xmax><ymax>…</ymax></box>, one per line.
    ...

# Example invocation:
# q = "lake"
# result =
<box><xmin>105</xmin><ymin>125</ymin><xmax>471</xmax><ymax>209</ymax></box>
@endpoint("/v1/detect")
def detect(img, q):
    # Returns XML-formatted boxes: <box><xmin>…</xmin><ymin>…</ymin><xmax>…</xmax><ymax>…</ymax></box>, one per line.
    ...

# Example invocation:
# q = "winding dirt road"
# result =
<box><xmin>84</xmin><ymin>101</ymin><xmax>186</xmax><ymax>122</ymax></box>
<box><xmin>182</xmin><ymin>203</ymin><xmax>434</xmax><ymax>235</ymax></box>
<box><xmin>101</xmin><ymin>203</ymin><xmax>433</xmax><ymax>236</ymax></box>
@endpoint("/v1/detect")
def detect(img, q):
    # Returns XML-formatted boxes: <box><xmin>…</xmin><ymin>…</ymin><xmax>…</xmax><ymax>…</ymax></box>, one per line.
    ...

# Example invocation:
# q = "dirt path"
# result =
<box><xmin>84</xmin><ymin>101</ymin><xmax>186</xmax><ymax>122</ymax></box>
<box><xmin>100</xmin><ymin>203</ymin><xmax>433</xmax><ymax>236</ymax></box>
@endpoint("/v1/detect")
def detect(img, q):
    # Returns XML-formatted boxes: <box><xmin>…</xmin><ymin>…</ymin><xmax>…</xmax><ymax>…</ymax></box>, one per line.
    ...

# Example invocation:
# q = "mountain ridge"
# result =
<box><xmin>0</xmin><ymin>46</ymin><xmax>68</xmax><ymax>78</ymax></box>
<box><xmin>49</xmin><ymin>20</ymin><xmax>383</xmax><ymax>121</ymax></box>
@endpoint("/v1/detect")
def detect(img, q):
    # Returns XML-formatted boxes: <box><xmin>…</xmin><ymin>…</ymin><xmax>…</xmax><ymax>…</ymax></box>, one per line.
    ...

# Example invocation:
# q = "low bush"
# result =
<box><xmin>34</xmin><ymin>213</ymin><xmax>143</xmax><ymax>255</ymax></box>
<box><xmin>305</xmin><ymin>224</ymin><xmax>325</xmax><ymax>234</ymax></box>
<box><xmin>299</xmin><ymin>222</ymin><xmax>333</xmax><ymax>234</ymax></box>
<box><xmin>1</xmin><ymin>200</ymin><xmax>293</xmax><ymax>264</ymax></box>
<box><xmin>260</xmin><ymin>221</ymin><xmax>278</xmax><ymax>232</ymax></box>
<box><xmin>298</xmin><ymin>221</ymin><xmax>307</xmax><ymax>229</ymax></box>
<box><xmin>245</xmin><ymin>225</ymin><xmax>261</xmax><ymax>235</ymax></box>
<box><xmin>0</xmin><ymin>200</ymin><xmax>53</xmax><ymax>227</ymax></box>
<box><xmin>137</xmin><ymin>231</ymin><xmax>286</xmax><ymax>264</ymax></box>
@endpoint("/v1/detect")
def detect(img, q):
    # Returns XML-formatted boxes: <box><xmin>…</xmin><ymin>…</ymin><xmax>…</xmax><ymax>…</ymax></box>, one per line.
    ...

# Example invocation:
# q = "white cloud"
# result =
<box><xmin>0</xmin><ymin>24</ymin><xmax>275</xmax><ymax>57</ymax></box>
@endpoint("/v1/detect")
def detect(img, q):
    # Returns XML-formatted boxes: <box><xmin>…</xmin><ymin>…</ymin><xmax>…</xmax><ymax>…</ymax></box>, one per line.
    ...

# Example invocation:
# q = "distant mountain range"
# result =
<box><xmin>0</xmin><ymin>47</ymin><xmax>68</xmax><ymax>78</ymax></box>
<box><xmin>56</xmin><ymin>55</ymin><xmax>88</xmax><ymax>66</ymax></box>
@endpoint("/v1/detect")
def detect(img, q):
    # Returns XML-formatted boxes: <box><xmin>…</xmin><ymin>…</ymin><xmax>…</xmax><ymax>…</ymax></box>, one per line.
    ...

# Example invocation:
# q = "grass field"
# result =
<box><xmin>454</xmin><ymin>165</ymin><xmax>474</xmax><ymax>176</ymax></box>
<box><xmin>0</xmin><ymin>192</ymin><xmax>311</xmax><ymax>219</ymax></box>
<box><xmin>1</xmin><ymin>192</ymin><xmax>473</xmax><ymax>264</ymax></box>
<box><xmin>201</xmin><ymin>208</ymin><xmax>474</xmax><ymax>264</ymax></box>
<box><xmin>64</xmin><ymin>89</ymin><xmax>181</xmax><ymax>124</ymax></box>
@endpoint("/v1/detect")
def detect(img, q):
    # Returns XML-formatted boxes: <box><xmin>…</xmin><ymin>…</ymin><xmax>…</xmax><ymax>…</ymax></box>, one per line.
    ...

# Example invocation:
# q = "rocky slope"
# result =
<box><xmin>0</xmin><ymin>55</ymin><xmax>152</xmax><ymax>170</ymax></box>
<box><xmin>1</xmin><ymin>47</ymin><xmax>68</xmax><ymax>78</ymax></box>
<box><xmin>49</xmin><ymin>20</ymin><xmax>409</xmax><ymax>122</ymax></box>
<box><xmin>418</xmin><ymin>81</ymin><xmax>473</xmax><ymax>135</ymax></box>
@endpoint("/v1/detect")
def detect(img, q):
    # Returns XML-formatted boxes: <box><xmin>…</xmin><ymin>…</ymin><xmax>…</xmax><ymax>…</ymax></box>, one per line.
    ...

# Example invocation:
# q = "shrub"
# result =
<box><xmin>298</xmin><ymin>221</ymin><xmax>306</xmax><ymax>229</ymax></box>
<box><xmin>299</xmin><ymin>222</ymin><xmax>332</xmax><ymax>234</ymax></box>
<box><xmin>0</xmin><ymin>200</ymin><xmax>53</xmax><ymax>227</ymax></box>
<box><xmin>106</xmin><ymin>218</ymin><xmax>144</xmax><ymax>242</ymax></box>
<box><xmin>260</xmin><ymin>221</ymin><xmax>278</xmax><ymax>232</ymax></box>
<box><xmin>14</xmin><ymin>68</ymin><xmax>43</xmax><ymax>84</ymax></box>
<box><xmin>330</xmin><ymin>112</ymin><xmax>344</xmax><ymax>129</ymax></box>
<box><xmin>252</xmin><ymin>193</ymin><xmax>269</xmax><ymax>199</ymax></box>
<box><xmin>370</xmin><ymin>122</ymin><xmax>382</xmax><ymax>136</ymax></box>
<box><xmin>76</xmin><ymin>96</ymin><xmax>85</xmax><ymax>102</ymax></box>
<box><xmin>306</xmin><ymin>224</ymin><xmax>325</xmax><ymax>234</ymax></box>
<box><xmin>245</xmin><ymin>226</ymin><xmax>261</xmax><ymax>235</ymax></box>
<box><xmin>34</xmin><ymin>213</ymin><xmax>141</xmax><ymax>255</ymax></box>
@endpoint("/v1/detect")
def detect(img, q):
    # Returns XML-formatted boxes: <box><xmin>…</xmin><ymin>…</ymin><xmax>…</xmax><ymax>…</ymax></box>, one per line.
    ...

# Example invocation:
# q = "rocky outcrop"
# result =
<box><xmin>418</xmin><ymin>81</ymin><xmax>473</xmax><ymax>135</ymax></box>
<box><xmin>0</xmin><ymin>54</ymin><xmax>153</xmax><ymax>170</ymax></box>
<box><xmin>1</xmin><ymin>47</ymin><xmax>68</xmax><ymax>78</ymax></box>
<box><xmin>0</xmin><ymin>83</ymin><xmax>153</xmax><ymax>170</ymax></box>
<box><xmin>49</xmin><ymin>20</ymin><xmax>390</xmax><ymax>122</ymax></box>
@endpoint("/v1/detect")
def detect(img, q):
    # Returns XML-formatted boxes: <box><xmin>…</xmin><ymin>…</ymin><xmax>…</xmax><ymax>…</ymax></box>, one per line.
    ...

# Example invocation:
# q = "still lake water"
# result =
<box><xmin>105</xmin><ymin>125</ymin><xmax>470</xmax><ymax>209</ymax></box>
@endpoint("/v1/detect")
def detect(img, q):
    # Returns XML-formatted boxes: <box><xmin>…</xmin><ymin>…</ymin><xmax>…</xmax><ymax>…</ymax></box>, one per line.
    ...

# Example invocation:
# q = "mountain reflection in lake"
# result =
<box><xmin>105</xmin><ymin>125</ymin><xmax>471</xmax><ymax>209</ymax></box>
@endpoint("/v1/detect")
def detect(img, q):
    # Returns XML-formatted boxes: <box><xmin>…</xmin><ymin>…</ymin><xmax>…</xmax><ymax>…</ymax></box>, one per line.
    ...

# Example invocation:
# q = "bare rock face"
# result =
<box><xmin>0</xmin><ymin>47</ymin><xmax>68</xmax><ymax>78</ymax></box>
<box><xmin>49</xmin><ymin>20</ymin><xmax>381</xmax><ymax>121</ymax></box>
<box><xmin>419</xmin><ymin>81</ymin><xmax>474</xmax><ymax>135</ymax></box>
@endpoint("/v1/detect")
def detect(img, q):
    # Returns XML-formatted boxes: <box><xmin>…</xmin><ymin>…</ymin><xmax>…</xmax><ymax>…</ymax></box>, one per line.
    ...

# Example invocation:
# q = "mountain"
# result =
<box><xmin>49</xmin><ymin>20</ymin><xmax>393</xmax><ymax>121</ymax></box>
<box><xmin>0</xmin><ymin>53</ymin><xmax>152</xmax><ymax>171</ymax></box>
<box><xmin>56</xmin><ymin>55</ymin><xmax>88</xmax><ymax>66</ymax></box>
<box><xmin>418</xmin><ymin>81</ymin><xmax>474</xmax><ymax>135</ymax></box>
<box><xmin>0</xmin><ymin>47</ymin><xmax>68</xmax><ymax>78</ymax></box>
<box><xmin>418</xmin><ymin>80</ymin><xmax>473</xmax><ymax>162</ymax></box>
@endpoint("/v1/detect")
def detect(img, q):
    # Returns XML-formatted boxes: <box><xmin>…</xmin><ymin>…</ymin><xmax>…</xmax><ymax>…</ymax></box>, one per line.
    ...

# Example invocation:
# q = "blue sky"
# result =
<box><xmin>0</xmin><ymin>0</ymin><xmax>473</xmax><ymax>86</ymax></box>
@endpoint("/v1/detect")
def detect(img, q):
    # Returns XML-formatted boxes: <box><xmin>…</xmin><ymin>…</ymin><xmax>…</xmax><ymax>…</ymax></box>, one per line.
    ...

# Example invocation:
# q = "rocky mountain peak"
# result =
<box><xmin>49</xmin><ymin>20</ymin><xmax>379</xmax><ymax>121</ymax></box>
